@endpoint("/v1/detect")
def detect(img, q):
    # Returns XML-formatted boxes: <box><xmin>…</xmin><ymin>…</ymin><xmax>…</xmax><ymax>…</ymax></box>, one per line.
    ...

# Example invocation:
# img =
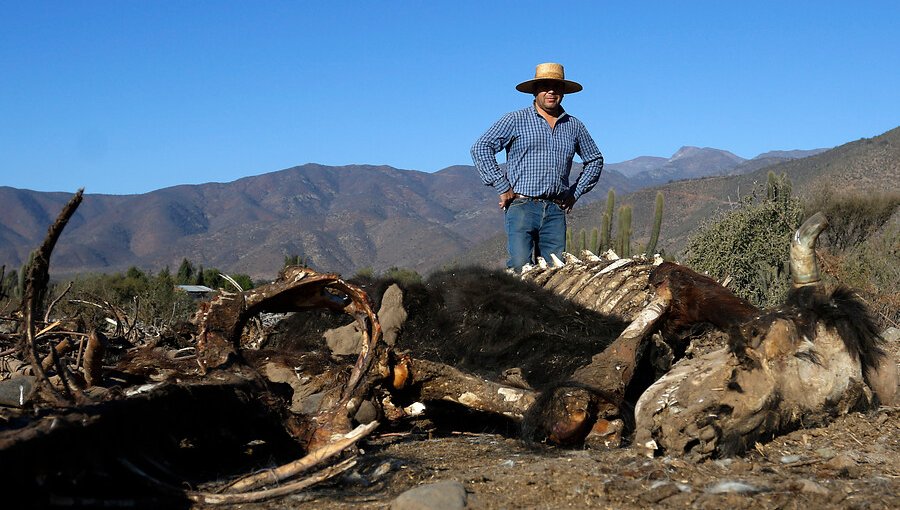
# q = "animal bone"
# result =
<box><xmin>633</xmin><ymin>213</ymin><xmax>896</xmax><ymax>459</ymax></box>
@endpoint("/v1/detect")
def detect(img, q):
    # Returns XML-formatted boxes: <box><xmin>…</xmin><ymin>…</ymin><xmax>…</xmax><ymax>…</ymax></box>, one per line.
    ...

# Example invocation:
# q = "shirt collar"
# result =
<box><xmin>530</xmin><ymin>102</ymin><xmax>568</xmax><ymax>121</ymax></box>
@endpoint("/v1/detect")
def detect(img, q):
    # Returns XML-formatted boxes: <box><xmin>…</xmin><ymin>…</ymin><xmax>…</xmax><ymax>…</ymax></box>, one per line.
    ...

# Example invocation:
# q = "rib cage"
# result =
<box><xmin>518</xmin><ymin>250</ymin><xmax>662</xmax><ymax>322</ymax></box>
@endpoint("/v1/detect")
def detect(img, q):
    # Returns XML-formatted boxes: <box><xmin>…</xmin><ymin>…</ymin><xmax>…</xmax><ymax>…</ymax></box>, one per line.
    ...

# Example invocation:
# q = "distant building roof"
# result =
<box><xmin>176</xmin><ymin>285</ymin><xmax>215</xmax><ymax>293</ymax></box>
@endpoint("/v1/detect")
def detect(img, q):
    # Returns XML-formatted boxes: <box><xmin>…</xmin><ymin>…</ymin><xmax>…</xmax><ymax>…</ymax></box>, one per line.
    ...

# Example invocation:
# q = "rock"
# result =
<box><xmin>371</xmin><ymin>461</ymin><xmax>394</xmax><ymax>481</ymax></box>
<box><xmin>391</xmin><ymin>480</ymin><xmax>469</xmax><ymax>510</ymax></box>
<box><xmin>642</xmin><ymin>481</ymin><xmax>681</xmax><ymax>503</ymax></box>
<box><xmin>815</xmin><ymin>447</ymin><xmax>836</xmax><ymax>459</ymax></box>
<box><xmin>378</xmin><ymin>284</ymin><xmax>407</xmax><ymax>346</ymax></box>
<box><xmin>354</xmin><ymin>399</ymin><xmax>379</xmax><ymax>424</ymax></box>
<box><xmin>324</xmin><ymin>322</ymin><xmax>363</xmax><ymax>355</ymax></box>
<box><xmin>0</xmin><ymin>375</ymin><xmax>36</xmax><ymax>407</ymax></box>
<box><xmin>824</xmin><ymin>454</ymin><xmax>858</xmax><ymax>476</ymax></box>
<box><xmin>881</xmin><ymin>327</ymin><xmax>899</xmax><ymax>343</ymax></box>
<box><xmin>300</xmin><ymin>392</ymin><xmax>325</xmax><ymax>415</ymax></box>
<box><xmin>705</xmin><ymin>481</ymin><xmax>765</xmax><ymax>494</ymax></box>
<box><xmin>324</xmin><ymin>284</ymin><xmax>408</xmax><ymax>355</ymax></box>
<box><xmin>795</xmin><ymin>478</ymin><xmax>830</xmax><ymax>496</ymax></box>
<box><xmin>261</xmin><ymin>361</ymin><xmax>319</xmax><ymax>413</ymax></box>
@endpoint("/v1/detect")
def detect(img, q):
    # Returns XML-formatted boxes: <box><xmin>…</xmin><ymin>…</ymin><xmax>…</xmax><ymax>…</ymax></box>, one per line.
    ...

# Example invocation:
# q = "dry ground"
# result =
<box><xmin>210</xmin><ymin>338</ymin><xmax>900</xmax><ymax>510</ymax></box>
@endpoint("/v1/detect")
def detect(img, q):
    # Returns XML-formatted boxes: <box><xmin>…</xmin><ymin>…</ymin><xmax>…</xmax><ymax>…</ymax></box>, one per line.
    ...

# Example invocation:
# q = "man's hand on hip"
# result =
<box><xmin>560</xmin><ymin>195</ymin><xmax>576</xmax><ymax>213</ymax></box>
<box><xmin>499</xmin><ymin>190</ymin><xmax>516</xmax><ymax>210</ymax></box>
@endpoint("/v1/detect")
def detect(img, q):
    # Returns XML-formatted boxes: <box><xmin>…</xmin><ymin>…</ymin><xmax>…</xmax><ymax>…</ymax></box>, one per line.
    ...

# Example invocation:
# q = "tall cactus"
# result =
<box><xmin>603</xmin><ymin>189</ymin><xmax>615</xmax><ymax>249</ymax></box>
<box><xmin>645</xmin><ymin>192</ymin><xmax>664</xmax><ymax>256</ymax></box>
<box><xmin>589</xmin><ymin>227</ymin><xmax>599</xmax><ymax>254</ymax></box>
<box><xmin>16</xmin><ymin>252</ymin><xmax>35</xmax><ymax>300</ymax></box>
<box><xmin>565</xmin><ymin>227</ymin><xmax>574</xmax><ymax>253</ymax></box>
<box><xmin>617</xmin><ymin>205</ymin><xmax>633</xmax><ymax>258</ymax></box>
<box><xmin>766</xmin><ymin>171</ymin><xmax>793</xmax><ymax>204</ymax></box>
<box><xmin>600</xmin><ymin>212</ymin><xmax>611</xmax><ymax>252</ymax></box>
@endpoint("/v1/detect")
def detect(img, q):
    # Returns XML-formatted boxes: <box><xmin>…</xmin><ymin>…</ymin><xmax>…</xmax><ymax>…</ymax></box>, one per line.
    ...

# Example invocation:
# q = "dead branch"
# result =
<box><xmin>47</xmin><ymin>341</ymin><xmax>81</xmax><ymax>400</ymax></box>
<box><xmin>83</xmin><ymin>329</ymin><xmax>107</xmax><ymax>387</ymax></box>
<box><xmin>44</xmin><ymin>281</ymin><xmax>73</xmax><ymax>323</ymax></box>
<box><xmin>225</xmin><ymin>420</ymin><xmax>378</xmax><ymax>493</ymax></box>
<box><xmin>40</xmin><ymin>337</ymin><xmax>73</xmax><ymax>373</ymax></box>
<box><xmin>20</xmin><ymin>189</ymin><xmax>84</xmax><ymax>404</ymax></box>
<box><xmin>121</xmin><ymin>456</ymin><xmax>358</xmax><ymax>505</ymax></box>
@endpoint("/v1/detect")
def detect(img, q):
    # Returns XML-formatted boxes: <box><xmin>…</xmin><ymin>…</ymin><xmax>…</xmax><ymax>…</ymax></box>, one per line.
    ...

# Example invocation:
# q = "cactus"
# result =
<box><xmin>617</xmin><ymin>205</ymin><xmax>633</xmax><ymax>258</ymax></box>
<box><xmin>600</xmin><ymin>212</ymin><xmax>611</xmax><ymax>252</ymax></box>
<box><xmin>603</xmin><ymin>189</ymin><xmax>615</xmax><ymax>248</ymax></box>
<box><xmin>580</xmin><ymin>229</ymin><xmax>587</xmax><ymax>251</ymax></box>
<box><xmin>565</xmin><ymin>227</ymin><xmax>574</xmax><ymax>253</ymax></box>
<box><xmin>16</xmin><ymin>252</ymin><xmax>35</xmax><ymax>300</ymax></box>
<box><xmin>645</xmin><ymin>192</ymin><xmax>664</xmax><ymax>256</ymax></box>
<box><xmin>766</xmin><ymin>171</ymin><xmax>793</xmax><ymax>205</ymax></box>
<box><xmin>590</xmin><ymin>228</ymin><xmax>599</xmax><ymax>254</ymax></box>
<box><xmin>284</xmin><ymin>253</ymin><xmax>311</xmax><ymax>268</ymax></box>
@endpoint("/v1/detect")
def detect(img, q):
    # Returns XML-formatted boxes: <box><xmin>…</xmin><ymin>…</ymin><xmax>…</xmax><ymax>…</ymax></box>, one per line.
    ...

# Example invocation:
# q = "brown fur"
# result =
<box><xmin>649</xmin><ymin>262</ymin><xmax>759</xmax><ymax>337</ymax></box>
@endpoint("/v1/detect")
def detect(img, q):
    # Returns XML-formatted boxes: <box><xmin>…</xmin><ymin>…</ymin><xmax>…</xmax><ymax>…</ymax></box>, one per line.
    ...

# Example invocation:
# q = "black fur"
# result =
<box><xmin>727</xmin><ymin>286</ymin><xmax>885</xmax><ymax>374</ymax></box>
<box><xmin>356</xmin><ymin>266</ymin><xmax>629</xmax><ymax>387</ymax></box>
<box><xmin>789</xmin><ymin>286</ymin><xmax>886</xmax><ymax>373</ymax></box>
<box><xmin>273</xmin><ymin>266</ymin><xmax>628</xmax><ymax>388</ymax></box>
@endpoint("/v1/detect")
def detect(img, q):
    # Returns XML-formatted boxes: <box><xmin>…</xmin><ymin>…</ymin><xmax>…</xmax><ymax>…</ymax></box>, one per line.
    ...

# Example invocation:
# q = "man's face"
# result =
<box><xmin>534</xmin><ymin>80</ymin><xmax>565</xmax><ymax>113</ymax></box>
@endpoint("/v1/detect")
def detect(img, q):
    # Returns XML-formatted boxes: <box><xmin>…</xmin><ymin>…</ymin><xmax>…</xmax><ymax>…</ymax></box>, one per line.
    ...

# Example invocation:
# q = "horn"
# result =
<box><xmin>790</xmin><ymin>212</ymin><xmax>828</xmax><ymax>287</ymax></box>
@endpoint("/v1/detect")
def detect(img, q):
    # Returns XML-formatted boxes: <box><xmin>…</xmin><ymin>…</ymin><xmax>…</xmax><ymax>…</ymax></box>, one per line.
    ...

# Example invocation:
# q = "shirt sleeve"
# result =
<box><xmin>471</xmin><ymin>114</ymin><xmax>514</xmax><ymax>194</ymax></box>
<box><xmin>570</xmin><ymin>122</ymin><xmax>604</xmax><ymax>200</ymax></box>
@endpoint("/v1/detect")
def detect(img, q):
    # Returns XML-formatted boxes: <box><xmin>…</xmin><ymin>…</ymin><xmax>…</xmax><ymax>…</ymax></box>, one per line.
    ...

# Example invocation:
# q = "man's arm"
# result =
<box><xmin>471</xmin><ymin>114</ymin><xmax>515</xmax><ymax>196</ymax></box>
<box><xmin>570</xmin><ymin>122</ymin><xmax>604</xmax><ymax>201</ymax></box>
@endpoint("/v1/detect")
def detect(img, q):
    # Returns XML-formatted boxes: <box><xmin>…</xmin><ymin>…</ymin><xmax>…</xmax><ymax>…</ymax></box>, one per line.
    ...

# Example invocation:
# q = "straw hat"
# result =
<box><xmin>515</xmin><ymin>63</ymin><xmax>583</xmax><ymax>94</ymax></box>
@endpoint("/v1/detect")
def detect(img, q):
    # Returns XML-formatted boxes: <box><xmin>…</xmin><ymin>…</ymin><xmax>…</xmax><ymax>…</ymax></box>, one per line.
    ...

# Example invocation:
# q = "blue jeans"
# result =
<box><xmin>504</xmin><ymin>198</ymin><xmax>567</xmax><ymax>270</ymax></box>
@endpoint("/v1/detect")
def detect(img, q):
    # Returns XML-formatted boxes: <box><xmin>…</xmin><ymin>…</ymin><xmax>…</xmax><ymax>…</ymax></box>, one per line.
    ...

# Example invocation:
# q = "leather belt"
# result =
<box><xmin>513</xmin><ymin>193</ymin><xmax>565</xmax><ymax>205</ymax></box>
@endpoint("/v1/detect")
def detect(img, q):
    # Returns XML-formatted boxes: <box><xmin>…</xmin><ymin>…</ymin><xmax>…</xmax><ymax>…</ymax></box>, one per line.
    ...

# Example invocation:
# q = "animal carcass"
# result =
<box><xmin>630</xmin><ymin>212</ymin><xmax>897</xmax><ymax>458</ymax></box>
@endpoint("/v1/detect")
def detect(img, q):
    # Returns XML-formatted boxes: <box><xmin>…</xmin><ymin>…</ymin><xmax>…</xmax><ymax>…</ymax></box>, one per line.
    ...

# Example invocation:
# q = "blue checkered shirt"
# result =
<box><xmin>471</xmin><ymin>104</ymin><xmax>604</xmax><ymax>200</ymax></box>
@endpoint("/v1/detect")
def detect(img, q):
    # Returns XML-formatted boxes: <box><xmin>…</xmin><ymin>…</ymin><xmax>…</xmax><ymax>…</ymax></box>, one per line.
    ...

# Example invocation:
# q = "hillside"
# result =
<box><xmin>1</xmin><ymin>165</ymin><xmax>501</xmax><ymax>279</ymax></box>
<box><xmin>3</xmin><ymin>129</ymin><xmax>893</xmax><ymax>280</ymax></box>
<box><xmin>562</xmin><ymin>127</ymin><xmax>900</xmax><ymax>261</ymax></box>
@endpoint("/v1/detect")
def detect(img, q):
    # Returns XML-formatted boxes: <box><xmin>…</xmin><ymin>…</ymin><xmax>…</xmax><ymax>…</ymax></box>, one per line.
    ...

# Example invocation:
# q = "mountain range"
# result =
<box><xmin>1</xmin><ymin>128</ymin><xmax>896</xmax><ymax>280</ymax></box>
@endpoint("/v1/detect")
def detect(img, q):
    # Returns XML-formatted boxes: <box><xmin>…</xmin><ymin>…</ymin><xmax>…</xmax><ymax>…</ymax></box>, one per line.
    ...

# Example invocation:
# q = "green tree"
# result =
<box><xmin>226</xmin><ymin>273</ymin><xmax>255</xmax><ymax>291</ymax></box>
<box><xmin>195</xmin><ymin>265</ymin><xmax>205</xmax><ymax>286</ymax></box>
<box><xmin>176</xmin><ymin>258</ymin><xmax>194</xmax><ymax>285</ymax></box>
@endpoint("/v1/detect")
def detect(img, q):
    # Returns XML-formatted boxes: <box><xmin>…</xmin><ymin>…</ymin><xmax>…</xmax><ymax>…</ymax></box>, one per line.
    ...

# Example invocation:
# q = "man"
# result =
<box><xmin>471</xmin><ymin>62</ymin><xmax>604</xmax><ymax>271</ymax></box>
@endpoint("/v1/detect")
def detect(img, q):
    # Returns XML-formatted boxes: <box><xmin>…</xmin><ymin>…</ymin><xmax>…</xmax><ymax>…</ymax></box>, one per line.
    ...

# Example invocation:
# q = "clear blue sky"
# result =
<box><xmin>2</xmin><ymin>1</ymin><xmax>898</xmax><ymax>195</ymax></box>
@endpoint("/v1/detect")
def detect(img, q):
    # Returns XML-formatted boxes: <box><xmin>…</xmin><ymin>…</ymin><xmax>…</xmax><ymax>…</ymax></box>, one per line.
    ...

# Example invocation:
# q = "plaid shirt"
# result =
<box><xmin>471</xmin><ymin>104</ymin><xmax>604</xmax><ymax>200</ymax></box>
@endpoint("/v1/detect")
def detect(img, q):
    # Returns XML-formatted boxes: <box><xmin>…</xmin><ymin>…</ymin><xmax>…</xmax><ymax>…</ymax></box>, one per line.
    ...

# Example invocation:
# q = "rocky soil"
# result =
<box><xmin>209</xmin><ymin>333</ymin><xmax>900</xmax><ymax>510</ymax></box>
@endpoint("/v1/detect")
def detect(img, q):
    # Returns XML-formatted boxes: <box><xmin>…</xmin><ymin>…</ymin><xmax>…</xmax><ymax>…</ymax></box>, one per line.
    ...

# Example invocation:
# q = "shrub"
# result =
<box><xmin>57</xmin><ymin>268</ymin><xmax>197</xmax><ymax>329</ymax></box>
<box><xmin>53</xmin><ymin>261</ymin><xmax>255</xmax><ymax>330</ymax></box>
<box><xmin>381</xmin><ymin>267</ymin><xmax>422</xmax><ymax>286</ymax></box>
<box><xmin>683</xmin><ymin>173</ymin><xmax>803</xmax><ymax>308</ymax></box>
<box><xmin>833</xmin><ymin>221</ymin><xmax>900</xmax><ymax>328</ymax></box>
<box><xmin>803</xmin><ymin>185</ymin><xmax>900</xmax><ymax>251</ymax></box>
